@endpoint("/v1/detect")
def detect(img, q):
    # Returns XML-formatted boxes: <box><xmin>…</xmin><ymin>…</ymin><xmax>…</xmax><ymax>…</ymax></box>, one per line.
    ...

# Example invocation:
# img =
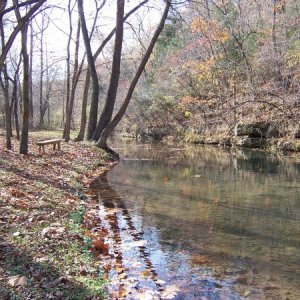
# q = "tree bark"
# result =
<box><xmin>12</xmin><ymin>57</ymin><xmax>22</xmax><ymax>140</ymax></box>
<box><xmin>92</xmin><ymin>0</ymin><xmax>125</xmax><ymax>141</ymax></box>
<box><xmin>0</xmin><ymin>2</ymin><xmax>12</xmax><ymax>149</ymax></box>
<box><xmin>74</xmin><ymin>69</ymin><xmax>90</xmax><ymax>141</ymax></box>
<box><xmin>63</xmin><ymin>0</ymin><xmax>74</xmax><ymax>138</ymax></box>
<box><xmin>15</xmin><ymin>6</ymin><xmax>30</xmax><ymax>154</ymax></box>
<box><xmin>38</xmin><ymin>17</ymin><xmax>44</xmax><ymax>128</ymax></box>
<box><xmin>97</xmin><ymin>1</ymin><xmax>171</xmax><ymax>153</ymax></box>
<box><xmin>74</xmin><ymin>0</ymin><xmax>149</xmax><ymax>142</ymax></box>
<box><xmin>78</xmin><ymin>0</ymin><xmax>100</xmax><ymax>140</ymax></box>
<box><xmin>29</xmin><ymin>21</ymin><xmax>34</xmax><ymax>128</ymax></box>
<box><xmin>64</xmin><ymin>19</ymin><xmax>81</xmax><ymax>142</ymax></box>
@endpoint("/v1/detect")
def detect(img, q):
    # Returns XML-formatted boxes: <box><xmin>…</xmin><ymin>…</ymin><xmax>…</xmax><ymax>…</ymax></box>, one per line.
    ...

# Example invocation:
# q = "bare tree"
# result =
<box><xmin>92</xmin><ymin>0</ymin><xmax>125</xmax><ymax>141</ymax></box>
<box><xmin>0</xmin><ymin>0</ymin><xmax>47</xmax><ymax>68</ymax></box>
<box><xmin>75</xmin><ymin>0</ymin><xmax>149</xmax><ymax>141</ymax></box>
<box><xmin>97</xmin><ymin>1</ymin><xmax>172</xmax><ymax>155</ymax></box>
<box><xmin>13</xmin><ymin>1</ymin><xmax>31</xmax><ymax>154</ymax></box>
<box><xmin>77</xmin><ymin>0</ymin><xmax>100</xmax><ymax>140</ymax></box>
<box><xmin>64</xmin><ymin>18</ymin><xmax>81</xmax><ymax>142</ymax></box>
<box><xmin>0</xmin><ymin>2</ymin><xmax>13</xmax><ymax>149</ymax></box>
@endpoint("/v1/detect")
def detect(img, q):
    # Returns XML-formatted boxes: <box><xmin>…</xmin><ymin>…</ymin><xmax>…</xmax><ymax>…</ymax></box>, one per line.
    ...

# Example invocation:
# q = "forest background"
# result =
<box><xmin>1</xmin><ymin>0</ymin><xmax>300</xmax><ymax>154</ymax></box>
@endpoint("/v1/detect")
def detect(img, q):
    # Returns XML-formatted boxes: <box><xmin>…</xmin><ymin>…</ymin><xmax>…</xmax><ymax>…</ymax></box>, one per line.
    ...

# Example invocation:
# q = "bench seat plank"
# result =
<box><xmin>36</xmin><ymin>139</ymin><xmax>62</xmax><ymax>153</ymax></box>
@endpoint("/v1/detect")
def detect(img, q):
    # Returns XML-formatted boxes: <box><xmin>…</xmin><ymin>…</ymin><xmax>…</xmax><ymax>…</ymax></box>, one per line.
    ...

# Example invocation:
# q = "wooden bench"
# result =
<box><xmin>36</xmin><ymin>139</ymin><xmax>62</xmax><ymax>153</ymax></box>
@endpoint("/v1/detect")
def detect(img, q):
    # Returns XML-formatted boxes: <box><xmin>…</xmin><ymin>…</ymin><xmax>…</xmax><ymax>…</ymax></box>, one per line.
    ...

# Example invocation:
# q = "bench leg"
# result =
<box><xmin>53</xmin><ymin>143</ymin><xmax>56</xmax><ymax>150</ymax></box>
<box><xmin>42</xmin><ymin>145</ymin><xmax>45</xmax><ymax>154</ymax></box>
<box><xmin>58</xmin><ymin>142</ymin><xmax>61</xmax><ymax>151</ymax></box>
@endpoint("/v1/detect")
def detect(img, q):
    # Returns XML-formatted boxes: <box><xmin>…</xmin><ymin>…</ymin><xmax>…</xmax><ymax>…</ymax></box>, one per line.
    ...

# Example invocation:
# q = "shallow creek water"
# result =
<box><xmin>90</xmin><ymin>142</ymin><xmax>300</xmax><ymax>299</ymax></box>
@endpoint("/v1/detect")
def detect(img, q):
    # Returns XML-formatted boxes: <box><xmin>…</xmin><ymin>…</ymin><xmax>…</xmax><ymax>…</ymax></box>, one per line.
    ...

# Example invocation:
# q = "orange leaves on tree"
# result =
<box><xmin>191</xmin><ymin>18</ymin><xmax>230</xmax><ymax>43</ymax></box>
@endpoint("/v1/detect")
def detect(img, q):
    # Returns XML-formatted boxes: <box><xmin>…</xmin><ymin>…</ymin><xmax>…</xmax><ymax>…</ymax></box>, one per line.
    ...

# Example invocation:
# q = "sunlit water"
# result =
<box><xmin>91</xmin><ymin>142</ymin><xmax>300</xmax><ymax>299</ymax></box>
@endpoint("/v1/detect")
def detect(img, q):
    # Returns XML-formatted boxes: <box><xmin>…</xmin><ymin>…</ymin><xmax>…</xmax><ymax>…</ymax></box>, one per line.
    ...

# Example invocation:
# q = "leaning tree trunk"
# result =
<box><xmin>97</xmin><ymin>1</ymin><xmax>171</xmax><ymax>154</ymax></box>
<box><xmin>12</xmin><ymin>60</ymin><xmax>21</xmax><ymax>140</ymax></box>
<box><xmin>78</xmin><ymin>0</ymin><xmax>100</xmax><ymax>140</ymax></box>
<box><xmin>74</xmin><ymin>0</ymin><xmax>149</xmax><ymax>142</ymax></box>
<box><xmin>92</xmin><ymin>0</ymin><xmax>125</xmax><ymax>141</ymax></box>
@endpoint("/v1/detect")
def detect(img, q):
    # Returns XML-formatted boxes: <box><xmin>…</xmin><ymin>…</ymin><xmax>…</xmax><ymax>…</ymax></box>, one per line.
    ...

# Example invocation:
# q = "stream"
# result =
<box><xmin>91</xmin><ymin>142</ymin><xmax>300</xmax><ymax>299</ymax></box>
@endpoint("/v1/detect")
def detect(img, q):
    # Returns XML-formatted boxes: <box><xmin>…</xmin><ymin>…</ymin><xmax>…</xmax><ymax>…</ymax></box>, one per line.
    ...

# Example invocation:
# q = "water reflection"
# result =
<box><xmin>93</xmin><ymin>143</ymin><xmax>300</xmax><ymax>299</ymax></box>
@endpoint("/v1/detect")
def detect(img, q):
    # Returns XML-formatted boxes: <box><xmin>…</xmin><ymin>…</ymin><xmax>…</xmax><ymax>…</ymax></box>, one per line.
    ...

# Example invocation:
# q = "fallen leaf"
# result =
<box><xmin>156</xmin><ymin>279</ymin><xmax>166</xmax><ymax>285</ymax></box>
<box><xmin>13</xmin><ymin>199</ymin><xmax>29</xmax><ymax>209</ymax></box>
<box><xmin>161</xmin><ymin>285</ymin><xmax>180</xmax><ymax>299</ymax></box>
<box><xmin>142</xmin><ymin>270</ymin><xmax>151</xmax><ymax>277</ymax></box>
<box><xmin>93</xmin><ymin>239</ymin><xmax>109</xmax><ymax>254</ymax></box>
<box><xmin>103</xmin><ymin>273</ymin><xmax>109</xmax><ymax>280</ymax></box>
<box><xmin>8</xmin><ymin>275</ymin><xmax>28</xmax><ymax>287</ymax></box>
<box><xmin>10</xmin><ymin>189</ymin><xmax>27</xmax><ymax>198</ymax></box>
<box><xmin>119</xmin><ymin>273</ymin><xmax>127</xmax><ymax>279</ymax></box>
<box><xmin>34</xmin><ymin>257</ymin><xmax>49</xmax><ymax>263</ymax></box>
<box><xmin>116</xmin><ymin>267</ymin><xmax>125</xmax><ymax>274</ymax></box>
<box><xmin>41</xmin><ymin>226</ymin><xmax>65</xmax><ymax>236</ymax></box>
<box><xmin>191</xmin><ymin>255</ymin><xmax>210</xmax><ymax>265</ymax></box>
<box><xmin>135</xmin><ymin>290</ymin><xmax>159</xmax><ymax>300</ymax></box>
<box><xmin>119</xmin><ymin>288</ymin><xmax>128</xmax><ymax>298</ymax></box>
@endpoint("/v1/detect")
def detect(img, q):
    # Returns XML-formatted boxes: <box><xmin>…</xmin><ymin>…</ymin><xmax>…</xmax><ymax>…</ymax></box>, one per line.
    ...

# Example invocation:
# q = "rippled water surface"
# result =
<box><xmin>92</xmin><ymin>142</ymin><xmax>300</xmax><ymax>299</ymax></box>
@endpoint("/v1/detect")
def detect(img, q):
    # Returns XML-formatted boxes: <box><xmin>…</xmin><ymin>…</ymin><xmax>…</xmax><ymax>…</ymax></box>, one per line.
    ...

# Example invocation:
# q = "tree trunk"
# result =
<box><xmin>92</xmin><ymin>0</ymin><xmax>125</xmax><ymax>141</ymax></box>
<box><xmin>64</xmin><ymin>19</ymin><xmax>81</xmax><ymax>142</ymax></box>
<box><xmin>38</xmin><ymin>20</ymin><xmax>44</xmax><ymax>128</ymax></box>
<box><xmin>74</xmin><ymin>69</ymin><xmax>90</xmax><ymax>141</ymax></box>
<box><xmin>78</xmin><ymin>0</ymin><xmax>100</xmax><ymax>140</ymax></box>
<box><xmin>272</xmin><ymin>0</ymin><xmax>277</xmax><ymax>55</ymax></box>
<box><xmin>29</xmin><ymin>21</ymin><xmax>34</xmax><ymax>128</ymax></box>
<box><xmin>13</xmin><ymin>81</ymin><xmax>20</xmax><ymax>140</ymax></box>
<box><xmin>16</xmin><ymin>11</ymin><xmax>30</xmax><ymax>154</ymax></box>
<box><xmin>63</xmin><ymin>0</ymin><xmax>73</xmax><ymax>138</ymax></box>
<box><xmin>74</xmin><ymin>0</ymin><xmax>148</xmax><ymax>142</ymax></box>
<box><xmin>97</xmin><ymin>1</ymin><xmax>171</xmax><ymax>153</ymax></box>
<box><xmin>2</xmin><ymin>74</ymin><xmax>12</xmax><ymax>149</ymax></box>
<box><xmin>0</xmin><ymin>5</ymin><xmax>12</xmax><ymax>149</ymax></box>
<box><xmin>12</xmin><ymin>58</ymin><xmax>22</xmax><ymax>140</ymax></box>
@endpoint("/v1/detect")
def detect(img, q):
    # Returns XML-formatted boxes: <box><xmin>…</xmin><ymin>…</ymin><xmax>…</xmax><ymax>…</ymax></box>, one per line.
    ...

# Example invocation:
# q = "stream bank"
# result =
<box><xmin>0</xmin><ymin>131</ymin><xmax>117</xmax><ymax>300</ymax></box>
<box><xmin>128</xmin><ymin>121</ymin><xmax>300</xmax><ymax>154</ymax></box>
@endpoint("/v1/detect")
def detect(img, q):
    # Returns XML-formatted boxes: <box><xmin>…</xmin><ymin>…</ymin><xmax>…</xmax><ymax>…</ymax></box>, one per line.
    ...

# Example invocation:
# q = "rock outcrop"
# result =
<box><xmin>294</xmin><ymin>126</ymin><xmax>300</xmax><ymax>139</ymax></box>
<box><xmin>234</xmin><ymin>121</ymin><xmax>281</xmax><ymax>138</ymax></box>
